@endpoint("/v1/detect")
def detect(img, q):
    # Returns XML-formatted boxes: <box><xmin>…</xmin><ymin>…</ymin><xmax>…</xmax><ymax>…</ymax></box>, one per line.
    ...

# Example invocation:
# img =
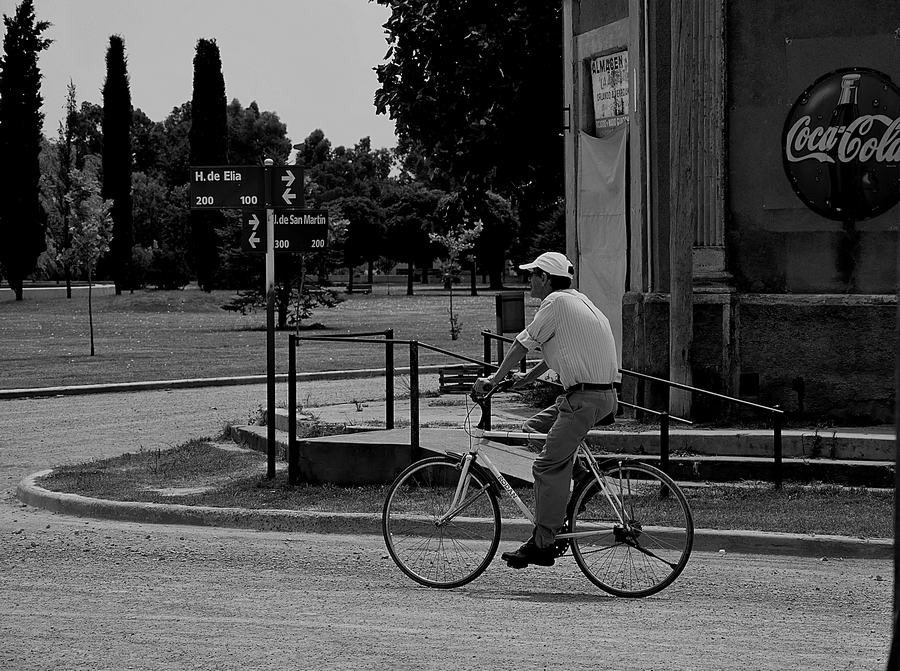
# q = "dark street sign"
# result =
<box><xmin>271</xmin><ymin>166</ymin><xmax>304</xmax><ymax>208</ymax></box>
<box><xmin>190</xmin><ymin>166</ymin><xmax>264</xmax><ymax>209</ymax></box>
<box><xmin>241</xmin><ymin>209</ymin><xmax>329</xmax><ymax>253</ymax></box>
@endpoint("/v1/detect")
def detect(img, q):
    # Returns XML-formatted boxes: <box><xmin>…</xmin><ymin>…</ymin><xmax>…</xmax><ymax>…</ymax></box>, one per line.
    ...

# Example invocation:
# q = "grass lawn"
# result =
<box><xmin>0</xmin><ymin>283</ymin><xmax>532</xmax><ymax>389</ymax></box>
<box><xmin>39</xmin><ymin>440</ymin><xmax>894</xmax><ymax>539</ymax></box>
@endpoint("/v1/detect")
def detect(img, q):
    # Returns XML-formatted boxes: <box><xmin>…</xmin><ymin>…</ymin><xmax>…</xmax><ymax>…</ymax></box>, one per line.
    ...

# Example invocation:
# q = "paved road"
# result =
<box><xmin>0</xmin><ymin>384</ymin><xmax>894</xmax><ymax>670</ymax></box>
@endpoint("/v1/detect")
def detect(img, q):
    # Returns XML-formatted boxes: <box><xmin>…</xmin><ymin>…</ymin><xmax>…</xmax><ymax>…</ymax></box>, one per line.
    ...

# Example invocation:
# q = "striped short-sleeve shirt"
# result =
<box><xmin>515</xmin><ymin>289</ymin><xmax>618</xmax><ymax>389</ymax></box>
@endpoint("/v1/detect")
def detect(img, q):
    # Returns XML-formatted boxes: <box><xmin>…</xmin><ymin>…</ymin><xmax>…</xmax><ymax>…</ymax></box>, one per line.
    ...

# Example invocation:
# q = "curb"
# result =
<box><xmin>17</xmin><ymin>470</ymin><xmax>892</xmax><ymax>560</ymax></box>
<box><xmin>0</xmin><ymin>366</ymin><xmax>447</xmax><ymax>400</ymax></box>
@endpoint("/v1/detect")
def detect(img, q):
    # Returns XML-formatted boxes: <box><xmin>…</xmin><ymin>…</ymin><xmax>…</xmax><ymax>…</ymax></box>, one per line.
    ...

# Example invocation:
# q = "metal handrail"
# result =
<box><xmin>481</xmin><ymin>329</ymin><xmax>786</xmax><ymax>487</ymax></box>
<box><xmin>288</xmin><ymin>330</ymin><xmax>395</xmax><ymax>484</ymax></box>
<box><xmin>620</xmin><ymin>367</ymin><xmax>784</xmax><ymax>414</ymax></box>
<box><xmin>288</xmin><ymin>330</ymin><xmax>788</xmax><ymax>488</ymax></box>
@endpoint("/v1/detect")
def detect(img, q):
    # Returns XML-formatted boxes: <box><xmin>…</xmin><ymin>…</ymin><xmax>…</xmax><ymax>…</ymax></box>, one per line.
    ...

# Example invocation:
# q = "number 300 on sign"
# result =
<box><xmin>274</xmin><ymin>240</ymin><xmax>290</xmax><ymax>249</ymax></box>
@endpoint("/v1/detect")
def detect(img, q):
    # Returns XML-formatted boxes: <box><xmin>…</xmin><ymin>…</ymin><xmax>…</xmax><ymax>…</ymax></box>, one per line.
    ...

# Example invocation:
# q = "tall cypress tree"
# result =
<box><xmin>188</xmin><ymin>38</ymin><xmax>227</xmax><ymax>291</ymax></box>
<box><xmin>102</xmin><ymin>34</ymin><xmax>133</xmax><ymax>294</ymax></box>
<box><xmin>0</xmin><ymin>0</ymin><xmax>50</xmax><ymax>300</ymax></box>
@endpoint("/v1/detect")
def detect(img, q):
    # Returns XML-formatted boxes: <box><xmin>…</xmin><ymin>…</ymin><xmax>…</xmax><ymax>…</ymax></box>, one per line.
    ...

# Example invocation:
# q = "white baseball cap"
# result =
<box><xmin>519</xmin><ymin>252</ymin><xmax>574</xmax><ymax>278</ymax></box>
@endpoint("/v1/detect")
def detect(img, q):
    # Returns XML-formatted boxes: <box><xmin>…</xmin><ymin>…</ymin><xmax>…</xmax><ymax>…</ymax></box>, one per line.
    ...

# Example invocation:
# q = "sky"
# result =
<box><xmin>1</xmin><ymin>0</ymin><xmax>398</xmax><ymax>151</ymax></box>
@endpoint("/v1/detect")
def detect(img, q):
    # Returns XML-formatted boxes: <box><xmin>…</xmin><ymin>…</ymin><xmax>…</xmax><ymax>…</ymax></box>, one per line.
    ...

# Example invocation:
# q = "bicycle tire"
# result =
<box><xmin>570</xmin><ymin>461</ymin><xmax>693</xmax><ymax>597</ymax></box>
<box><xmin>382</xmin><ymin>456</ymin><xmax>502</xmax><ymax>589</ymax></box>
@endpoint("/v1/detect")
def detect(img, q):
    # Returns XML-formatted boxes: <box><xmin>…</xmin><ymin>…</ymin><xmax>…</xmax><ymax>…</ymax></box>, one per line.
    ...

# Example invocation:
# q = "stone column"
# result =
<box><xmin>692</xmin><ymin>0</ymin><xmax>731</xmax><ymax>287</ymax></box>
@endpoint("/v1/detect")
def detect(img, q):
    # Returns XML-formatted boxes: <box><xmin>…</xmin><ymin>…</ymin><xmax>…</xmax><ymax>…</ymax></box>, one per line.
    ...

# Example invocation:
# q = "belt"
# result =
<box><xmin>565</xmin><ymin>383</ymin><xmax>615</xmax><ymax>393</ymax></box>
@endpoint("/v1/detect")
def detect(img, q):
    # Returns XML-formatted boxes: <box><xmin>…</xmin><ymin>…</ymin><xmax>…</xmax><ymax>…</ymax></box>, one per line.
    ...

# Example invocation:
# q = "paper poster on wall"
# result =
<box><xmin>591</xmin><ymin>50</ymin><xmax>629</xmax><ymax>130</ymax></box>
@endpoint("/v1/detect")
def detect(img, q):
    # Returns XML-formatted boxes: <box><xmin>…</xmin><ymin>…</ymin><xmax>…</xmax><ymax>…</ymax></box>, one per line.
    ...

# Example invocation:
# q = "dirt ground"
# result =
<box><xmin>0</xmin><ymin>382</ymin><xmax>895</xmax><ymax>670</ymax></box>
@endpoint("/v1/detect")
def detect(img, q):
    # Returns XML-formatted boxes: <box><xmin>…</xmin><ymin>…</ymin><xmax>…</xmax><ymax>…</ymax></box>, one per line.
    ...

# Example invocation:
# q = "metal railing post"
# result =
<box><xmin>659</xmin><ymin>411</ymin><xmax>671</xmax><ymax>499</ymax></box>
<box><xmin>773</xmin><ymin>405</ymin><xmax>783</xmax><ymax>490</ymax></box>
<box><xmin>659</xmin><ymin>412</ymin><xmax>670</xmax><ymax>474</ymax></box>
<box><xmin>288</xmin><ymin>334</ymin><xmax>298</xmax><ymax>485</ymax></box>
<box><xmin>483</xmin><ymin>330</ymin><xmax>492</xmax><ymax>376</ymax></box>
<box><xmin>385</xmin><ymin>329</ymin><xmax>394</xmax><ymax>429</ymax></box>
<box><xmin>410</xmin><ymin>341</ymin><xmax>420</xmax><ymax>458</ymax></box>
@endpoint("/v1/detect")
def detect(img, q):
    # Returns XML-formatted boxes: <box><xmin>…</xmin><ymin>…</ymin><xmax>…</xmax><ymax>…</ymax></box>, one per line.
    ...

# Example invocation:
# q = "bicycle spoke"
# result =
<box><xmin>570</xmin><ymin>464</ymin><xmax>693</xmax><ymax>597</ymax></box>
<box><xmin>383</xmin><ymin>458</ymin><xmax>501</xmax><ymax>589</ymax></box>
<box><xmin>627</xmin><ymin>540</ymin><xmax>678</xmax><ymax>570</ymax></box>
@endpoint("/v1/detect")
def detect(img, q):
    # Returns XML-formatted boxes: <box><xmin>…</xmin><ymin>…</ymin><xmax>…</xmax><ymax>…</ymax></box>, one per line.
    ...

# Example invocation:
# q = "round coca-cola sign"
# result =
<box><xmin>782</xmin><ymin>67</ymin><xmax>900</xmax><ymax>221</ymax></box>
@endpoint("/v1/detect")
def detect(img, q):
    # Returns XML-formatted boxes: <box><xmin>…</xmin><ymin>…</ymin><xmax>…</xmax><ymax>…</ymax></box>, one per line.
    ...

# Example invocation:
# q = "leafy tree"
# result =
<box><xmin>374</xmin><ymin>0</ymin><xmax>563</xmax><ymax>272</ymax></box>
<box><xmin>471</xmin><ymin>190</ymin><xmax>518</xmax><ymax>288</ymax></box>
<box><xmin>307</xmin><ymin>136</ymin><xmax>392</xmax><ymax>203</ymax></box>
<box><xmin>145</xmin><ymin>183</ymin><xmax>191</xmax><ymax>290</ymax></box>
<box><xmin>302</xmin><ymin>134</ymin><xmax>393</xmax><ymax>289</ymax></box>
<box><xmin>381</xmin><ymin>180</ymin><xmax>443</xmax><ymax>295</ymax></box>
<box><xmin>226</xmin><ymin>99</ymin><xmax>291</xmax><ymax>165</ymax></box>
<box><xmin>0</xmin><ymin>0</ymin><xmax>51</xmax><ymax>299</ymax></box>
<box><xmin>188</xmin><ymin>38</ymin><xmax>227</xmax><ymax>290</ymax></box>
<box><xmin>131</xmin><ymin>170</ymin><xmax>170</xmax><ymax>247</ymax></box>
<box><xmin>102</xmin><ymin>34</ymin><xmax>134</xmax><ymax>294</ymax></box>
<box><xmin>70</xmin><ymin>101</ymin><xmax>103</xmax><ymax>169</ymax></box>
<box><xmin>159</xmin><ymin>102</ymin><xmax>191</xmax><ymax>188</ymax></box>
<box><xmin>295</xmin><ymin>128</ymin><xmax>331</xmax><ymax>168</ymax></box>
<box><xmin>336</xmin><ymin>194</ymin><xmax>384</xmax><ymax>289</ymax></box>
<box><xmin>430</xmin><ymin>218</ymin><xmax>482</xmax><ymax>339</ymax></box>
<box><xmin>58</xmin><ymin>159</ymin><xmax>113</xmax><ymax>355</ymax></box>
<box><xmin>131</xmin><ymin>108</ymin><xmax>165</xmax><ymax>176</ymax></box>
<box><xmin>40</xmin><ymin>80</ymin><xmax>78</xmax><ymax>296</ymax></box>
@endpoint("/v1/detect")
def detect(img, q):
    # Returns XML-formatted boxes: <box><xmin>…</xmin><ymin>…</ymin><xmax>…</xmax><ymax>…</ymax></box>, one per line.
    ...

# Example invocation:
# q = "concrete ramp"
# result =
<box><xmin>231</xmin><ymin>423</ymin><xmax>895</xmax><ymax>488</ymax></box>
<box><xmin>233</xmin><ymin>426</ymin><xmax>535</xmax><ymax>487</ymax></box>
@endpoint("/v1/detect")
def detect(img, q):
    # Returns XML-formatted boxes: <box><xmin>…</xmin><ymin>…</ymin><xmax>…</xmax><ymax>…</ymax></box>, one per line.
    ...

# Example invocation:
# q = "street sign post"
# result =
<box><xmin>241</xmin><ymin>209</ymin><xmax>329</xmax><ymax>253</ymax></box>
<box><xmin>189</xmin><ymin>160</ymin><xmax>321</xmax><ymax>480</ymax></box>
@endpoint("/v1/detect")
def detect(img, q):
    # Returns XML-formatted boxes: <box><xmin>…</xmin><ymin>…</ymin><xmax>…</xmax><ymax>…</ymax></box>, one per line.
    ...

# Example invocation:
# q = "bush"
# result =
<box><xmin>128</xmin><ymin>245</ymin><xmax>154</xmax><ymax>289</ymax></box>
<box><xmin>221</xmin><ymin>283</ymin><xmax>345</xmax><ymax>329</ymax></box>
<box><xmin>147</xmin><ymin>248</ymin><xmax>191</xmax><ymax>290</ymax></box>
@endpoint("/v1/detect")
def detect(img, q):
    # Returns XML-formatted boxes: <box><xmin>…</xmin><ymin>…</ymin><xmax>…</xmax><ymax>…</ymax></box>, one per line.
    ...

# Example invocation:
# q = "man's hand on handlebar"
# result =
<box><xmin>471</xmin><ymin>376</ymin><xmax>495</xmax><ymax>399</ymax></box>
<box><xmin>471</xmin><ymin>373</ymin><xmax>524</xmax><ymax>401</ymax></box>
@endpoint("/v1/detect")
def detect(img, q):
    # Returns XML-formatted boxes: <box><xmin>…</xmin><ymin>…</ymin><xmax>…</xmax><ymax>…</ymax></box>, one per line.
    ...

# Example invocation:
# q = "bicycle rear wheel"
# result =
<box><xmin>570</xmin><ymin>461</ymin><xmax>693</xmax><ymax>597</ymax></box>
<box><xmin>382</xmin><ymin>457</ymin><xmax>501</xmax><ymax>588</ymax></box>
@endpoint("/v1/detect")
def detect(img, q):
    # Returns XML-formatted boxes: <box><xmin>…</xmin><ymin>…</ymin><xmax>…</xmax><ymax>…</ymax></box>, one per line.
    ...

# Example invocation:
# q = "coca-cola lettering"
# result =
<box><xmin>781</xmin><ymin>68</ymin><xmax>900</xmax><ymax>222</ymax></box>
<box><xmin>786</xmin><ymin>116</ymin><xmax>900</xmax><ymax>164</ymax></box>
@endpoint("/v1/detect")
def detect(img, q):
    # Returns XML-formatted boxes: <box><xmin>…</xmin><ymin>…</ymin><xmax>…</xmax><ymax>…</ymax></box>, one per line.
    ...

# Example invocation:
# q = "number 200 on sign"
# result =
<box><xmin>194</xmin><ymin>195</ymin><xmax>257</xmax><ymax>206</ymax></box>
<box><xmin>272</xmin><ymin>239</ymin><xmax>325</xmax><ymax>250</ymax></box>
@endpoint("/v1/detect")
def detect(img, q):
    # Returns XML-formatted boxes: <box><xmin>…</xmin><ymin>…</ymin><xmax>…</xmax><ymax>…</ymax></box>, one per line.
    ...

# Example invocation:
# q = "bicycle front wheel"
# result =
<box><xmin>382</xmin><ymin>457</ymin><xmax>501</xmax><ymax>589</ymax></box>
<box><xmin>570</xmin><ymin>461</ymin><xmax>693</xmax><ymax>597</ymax></box>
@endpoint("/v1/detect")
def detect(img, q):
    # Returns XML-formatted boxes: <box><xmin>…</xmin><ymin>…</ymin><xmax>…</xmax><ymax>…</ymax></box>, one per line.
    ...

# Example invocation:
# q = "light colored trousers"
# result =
<box><xmin>523</xmin><ymin>389</ymin><xmax>618</xmax><ymax>548</ymax></box>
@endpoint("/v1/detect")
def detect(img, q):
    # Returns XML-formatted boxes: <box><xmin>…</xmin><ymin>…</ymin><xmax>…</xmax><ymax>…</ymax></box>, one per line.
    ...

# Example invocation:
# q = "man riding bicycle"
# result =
<box><xmin>474</xmin><ymin>251</ymin><xmax>619</xmax><ymax>568</ymax></box>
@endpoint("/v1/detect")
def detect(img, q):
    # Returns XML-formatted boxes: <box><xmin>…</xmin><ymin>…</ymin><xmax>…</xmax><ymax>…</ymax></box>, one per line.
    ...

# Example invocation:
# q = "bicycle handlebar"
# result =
<box><xmin>469</xmin><ymin>377</ymin><xmax>514</xmax><ymax>429</ymax></box>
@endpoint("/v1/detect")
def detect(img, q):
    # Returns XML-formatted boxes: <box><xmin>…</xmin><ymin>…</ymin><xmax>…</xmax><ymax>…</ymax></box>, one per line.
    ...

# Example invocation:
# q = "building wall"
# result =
<box><xmin>623</xmin><ymin>293</ymin><xmax>896</xmax><ymax>422</ymax></box>
<box><xmin>726</xmin><ymin>0</ymin><xmax>899</xmax><ymax>293</ymax></box>
<box><xmin>568</xmin><ymin>0</ymin><xmax>899</xmax><ymax>423</ymax></box>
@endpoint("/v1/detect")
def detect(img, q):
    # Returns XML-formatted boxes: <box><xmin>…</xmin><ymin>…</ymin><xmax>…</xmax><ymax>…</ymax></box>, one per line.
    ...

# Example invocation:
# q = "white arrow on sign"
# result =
<box><xmin>248</xmin><ymin>213</ymin><xmax>261</xmax><ymax>249</ymax></box>
<box><xmin>280</xmin><ymin>169</ymin><xmax>297</xmax><ymax>205</ymax></box>
<box><xmin>281</xmin><ymin>188</ymin><xmax>297</xmax><ymax>205</ymax></box>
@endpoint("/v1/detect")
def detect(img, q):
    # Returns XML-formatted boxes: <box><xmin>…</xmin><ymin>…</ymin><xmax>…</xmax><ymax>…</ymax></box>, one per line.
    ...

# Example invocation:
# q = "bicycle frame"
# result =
<box><xmin>439</xmin><ymin>427</ymin><xmax>631</xmax><ymax>540</ymax></box>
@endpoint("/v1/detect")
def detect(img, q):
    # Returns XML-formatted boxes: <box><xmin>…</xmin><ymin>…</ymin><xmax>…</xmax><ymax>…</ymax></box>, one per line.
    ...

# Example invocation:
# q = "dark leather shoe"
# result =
<box><xmin>500</xmin><ymin>539</ymin><xmax>556</xmax><ymax>568</ymax></box>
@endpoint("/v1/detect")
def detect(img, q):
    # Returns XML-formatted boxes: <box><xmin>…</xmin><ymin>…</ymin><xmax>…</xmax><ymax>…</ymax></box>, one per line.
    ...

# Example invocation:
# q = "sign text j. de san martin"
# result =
<box><xmin>272</xmin><ymin>212</ymin><xmax>328</xmax><ymax>226</ymax></box>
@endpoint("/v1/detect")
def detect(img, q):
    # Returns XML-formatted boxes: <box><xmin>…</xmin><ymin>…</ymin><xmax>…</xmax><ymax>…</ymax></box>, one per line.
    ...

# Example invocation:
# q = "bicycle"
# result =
<box><xmin>382</xmin><ymin>379</ymin><xmax>694</xmax><ymax>597</ymax></box>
